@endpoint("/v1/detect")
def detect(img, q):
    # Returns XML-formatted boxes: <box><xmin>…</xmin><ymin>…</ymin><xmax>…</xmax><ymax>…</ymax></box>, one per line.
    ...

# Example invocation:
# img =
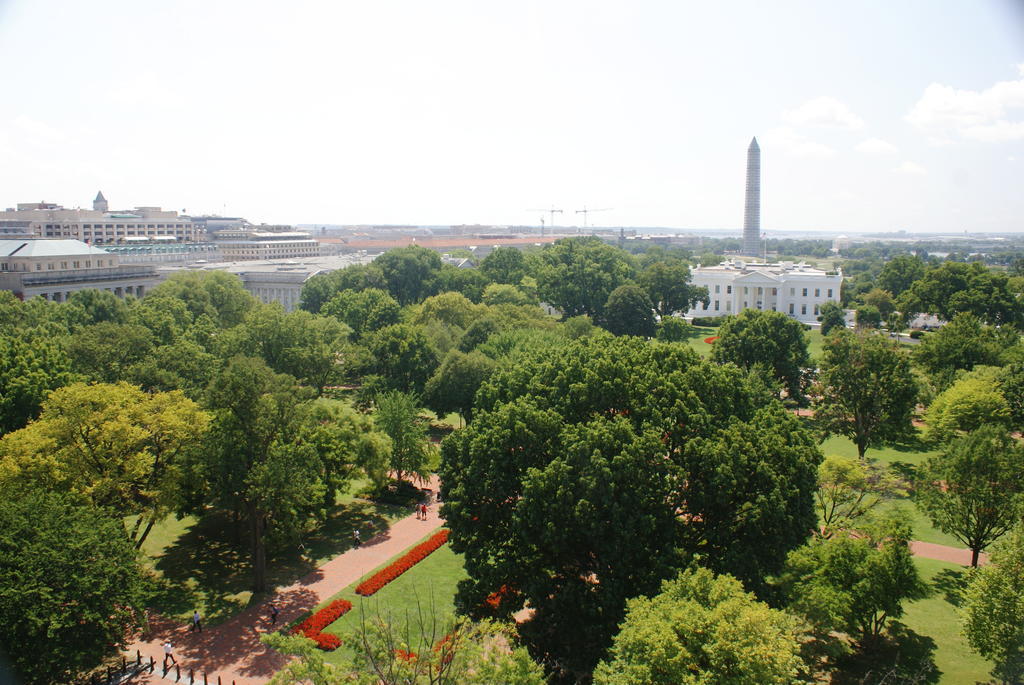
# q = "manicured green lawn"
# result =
<box><xmin>683</xmin><ymin>325</ymin><xmax>826</xmax><ymax>362</ymax></box>
<box><xmin>137</xmin><ymin>478</ymin><xmax>409</xmax><ymax>627</ymax></box>
<box><xmin>900</xmin><ymin>557</ymin><xmax>993</xmax><ymax>684</ymax></box>
<box><xmin>311</xmin><ymin>538</ymin><xmax>468</xmax><ymax>667</ymax></box>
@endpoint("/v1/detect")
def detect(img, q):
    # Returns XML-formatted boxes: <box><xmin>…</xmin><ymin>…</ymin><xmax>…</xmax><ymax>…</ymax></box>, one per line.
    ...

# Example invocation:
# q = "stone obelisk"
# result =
<box><xmin>742</xmin><ymin>137</ymin><xmax>761</xmax><ymax>257</ymax></box>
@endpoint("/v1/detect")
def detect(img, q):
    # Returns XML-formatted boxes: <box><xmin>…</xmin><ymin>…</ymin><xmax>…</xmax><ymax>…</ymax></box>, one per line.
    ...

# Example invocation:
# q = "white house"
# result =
<box><xmin>685</xmin><ymin>259</ymin><xmax>843</xmax><ymax>325</ymax></box>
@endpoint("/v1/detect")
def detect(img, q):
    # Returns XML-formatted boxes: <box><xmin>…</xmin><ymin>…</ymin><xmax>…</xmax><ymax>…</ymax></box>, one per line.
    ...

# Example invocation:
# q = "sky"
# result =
<box><xmin>0</xmin><ymin>1</ymin><xmax>1022</xmax><ymax>233</ymax></box>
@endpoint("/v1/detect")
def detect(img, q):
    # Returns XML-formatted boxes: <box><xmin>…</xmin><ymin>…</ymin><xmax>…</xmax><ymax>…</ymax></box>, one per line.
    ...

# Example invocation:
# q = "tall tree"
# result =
<box><xmin>423</xmin><ymin>349</ymin><xmax>496</xmax><ymax>424</ymax></box>
<box><xmin>876</xmin><ymin>254</ymin><xmax>926</xmax><ymax>296</ymax></box>
<box><xmin>903</xmin><ymin>261</ymin><xmax>1023</xmax><ymax>327</ymax></box>
<box><xmin>299</xmin><ymin>263</ymin><xmax>388</xmax><ymax>313</ymax></box>
<box><xmin>364</xmin><ymin>323</ymin><xmax>439</xmax><ymax>395</ymax></box>
<box><xmin>813</xmin><ymin>330</ymin><xmax>918</xmax><ymax>459</ymax></box>
<box><xmin>593</xmin><ymin>567</ymin><xmax>804</xmax><ymax>685</ymax></box>
<box><xmin>922</xmin><ymin>372</ymin><xmax>1011</xmax><ymax>443</ymax></box>
<box><xmin>0</xmin><ymin>333</ymin><xmax>77</xmax><ymax>434</ymax></box>
<box><xmin>711</xmin><ymin>309</ymin><xmax>810</xmax><ymax>401</ymax></box>
<box><xmin>441</xmin><ymin>337</ymin><xmax>821</xmax><ymax>678</ymax></box>
<box><xmin>376</xmin><ymin>246</ymin><xmax>444</xmax><ymax>305</ymax></box>
<box><xmin>374</xmin><ymin>390</ymin><xmax>434</xmax><ymax>483</ymax></box>
<box><xmin>0</xmin><ymin>487</ymin><xmax>148</xmax><ymax>685</ymax></box>
<box><xmin>0</xmin><ymin>382</ymin><xmax>210</xmax><ymax>549</ymax></box>
<box><xmin>914</xmin><ymin>425</ymin><xmax>1024</xmax><ymax>566</ymax></box>
<box><xmin>961</xmin><ymin>525</ymin><xmax>1024</xmax><ymax>684</ymax></box>
<box><xmin>480</xmin><ymin>246</ymin><xmax>528</xmax><ymax>285</ymax></box>
<box><xmin>321</xmin><ymin>288</ymin><xmax>401</xmax><ymax>339</ymax></box>
<box><xmin>817</xmin><ymin>301</ymin><xmax>846</xmax><ymax>336</ymax></box>
<box><xmin>147</xmin><ymin>270</ymin><xmax>257</xmax><ymax>328</ymax></box>
<box><xmin>914</xmin><ymin>313</ymin><xmax>1014</xmax><ymax>388</ymax></box>
<box><xmin>815</xmin><ymin>456</ymin><xmax>906</xmax><ymax>536</ymax></box>
<box><xmin>66</xmin><ymin>322</ymin><xmax>155</xmax><ymax>383</ymax></box>
<box><xmin>637</xmin><ymin>260</ymin><xmax>708</xmax><ymax>318</ymax></box>
<box><xmin>601</xmin><ymin>284</ymin><xmax>656</xmax><ymax>337</ymax></box>
<box><xmin>202</xmin><ymin>357</ymin><xmax>321</xmax><ymax>591</ymax></box>
<box><xmin>534</xmin><ymin>237</ymin><xmax>637</xmax><ymax>318</ymax></box>
<box><xmin>781</xmin><ymin>517</ymin><xmax>927</xmax><ymax>644</ymax></box>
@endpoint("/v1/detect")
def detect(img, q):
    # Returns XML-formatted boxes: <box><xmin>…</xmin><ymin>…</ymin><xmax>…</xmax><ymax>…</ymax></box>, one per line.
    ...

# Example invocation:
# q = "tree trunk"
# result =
<box><xmin>248</xmin><ymin>503</ymin><xmax>267</xmax><ymax>593</ymax></box>
<box><xmin>134</xmin><ymin>515</ymin><xmax>158</xmax><ymax>550</ymax></box>
<box><xmin>971</xmin><ymin>546</ymin><xmax>980</xmax><ymax>567</ymax></box>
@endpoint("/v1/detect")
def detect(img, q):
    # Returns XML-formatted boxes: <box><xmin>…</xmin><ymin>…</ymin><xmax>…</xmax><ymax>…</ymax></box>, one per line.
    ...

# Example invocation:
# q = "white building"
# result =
<box><xmin>685</xmin><ymin>259</ymin><xmax>843</xmax><ymax>324</ymax></box>
<box><xmin>0</xmin><ymin>239</ymin><xmax>159</xmax><ymax>301</ymax></box>
<box><xmin>211</xmin><ymin>225</ymin><xmax>321</xmax><ymax>261</ymax></box>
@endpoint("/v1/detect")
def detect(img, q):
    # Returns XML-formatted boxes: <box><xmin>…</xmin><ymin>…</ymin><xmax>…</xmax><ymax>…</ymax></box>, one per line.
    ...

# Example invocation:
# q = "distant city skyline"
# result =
<box><xmin>0</xmin><ymin>1</ymin><xmax>1022</xmax><ymax>231</ymax></box>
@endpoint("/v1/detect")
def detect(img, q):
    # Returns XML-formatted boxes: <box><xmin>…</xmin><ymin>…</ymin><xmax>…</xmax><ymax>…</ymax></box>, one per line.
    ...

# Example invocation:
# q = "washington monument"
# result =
<box><xmin>742</xmin><ymin>137</ymin><xmax>761</xmax><ymax>257</ymax></box>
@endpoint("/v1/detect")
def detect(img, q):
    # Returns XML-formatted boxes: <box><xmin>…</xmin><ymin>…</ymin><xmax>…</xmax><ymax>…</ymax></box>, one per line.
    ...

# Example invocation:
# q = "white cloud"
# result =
<box><xmin>761</xmin><ymin>127</ymin><xmax>835</xmax><ymax>158</ymax></box>
<box><xmin>892</xmin><ymin>161</ymin><xmax>926</xmax><ymax>175</ymax></box>
<box><xmin>783</xmin><ymin>96</ymin><xmax>865</xmax><ymax>130</ymax></box>
<box><xmin>856</xmin><ymin>137</ymin><xmax>899</xmax><ymax>155</ymax></box>
<box><xmin>906</xmin><ymin>66</ymin><xmax>1024</xmax><ymax>142</ymax></box>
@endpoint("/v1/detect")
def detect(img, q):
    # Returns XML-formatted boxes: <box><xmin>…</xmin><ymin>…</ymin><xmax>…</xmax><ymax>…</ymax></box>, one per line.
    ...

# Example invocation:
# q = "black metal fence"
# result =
<box><xmin>83</xmin><ymin>651</ymin><xmax>238</xmax><ymax>685</ymax></box>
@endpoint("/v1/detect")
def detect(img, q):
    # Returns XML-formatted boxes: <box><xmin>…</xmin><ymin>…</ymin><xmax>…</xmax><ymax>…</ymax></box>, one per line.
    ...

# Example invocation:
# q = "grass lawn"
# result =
<box><xmin>138</xmin><ymin>478</ymin><xmax>409</xmax><ymax>627</ymax></box>
<box><xmin>682</xmin><ymin>325</ymin><xmax>826</xmax><ymax>363</ymax></box>
<box><xmin>312</xmin><ymin>538</ymin><xmax>468</xmax><ymax>667</ymax></box>
<box><xmin>900</xmin><ymin>557</ymin><xmax>993</xmax><ymax>684</ymax></box>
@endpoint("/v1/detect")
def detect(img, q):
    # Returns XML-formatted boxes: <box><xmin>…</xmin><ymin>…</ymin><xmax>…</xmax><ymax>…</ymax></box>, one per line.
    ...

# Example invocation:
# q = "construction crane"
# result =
<box><xmin>528</xmin><ymin>206</ymin><xmax>563</xmax><ymax>235</ymax></box>
<box><xmin>575</xmin><ymin>207</ymin><xmax>612</xmax><ymax>230</ymax></box>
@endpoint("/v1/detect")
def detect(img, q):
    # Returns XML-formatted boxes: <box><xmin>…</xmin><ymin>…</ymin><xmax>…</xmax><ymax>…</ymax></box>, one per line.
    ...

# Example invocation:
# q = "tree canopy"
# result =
<box><xmin>534</xmin><ymin>237</ymin><xmax>636</xmax><ymax>318</ymax></box>
<box><xmin>711</xmin><ymin>309</ymin><xmax>810</xmax><ymax>400</ymax></box>
<box><xmin>601</xmin><ymin>284</ymin><xmax>656</xmax><ymax>337</ymax></box>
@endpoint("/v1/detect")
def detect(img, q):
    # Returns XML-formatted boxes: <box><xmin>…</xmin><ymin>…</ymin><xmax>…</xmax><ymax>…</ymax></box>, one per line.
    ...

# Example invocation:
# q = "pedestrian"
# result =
<box><xmin>354</xmin><ymin>528</ymin><xmax>362</xmax><ymax>546</ymax></box>
<box><xmin>163</xmin><ymin>641</ymin><xmax>176</xmax><ymax>668</ymax></box>
<box><xmin>269</xmin><ymin>603</ymin><xmax>279</xmax><ymax>626</ymax></box>
<box><xmin>420</xmin><ymin>503</ymin><xmax>428</xmax><ymax>519</ymax></box>
<box><xmin>413</xmin><ymin>503</ymin><xmax>421</xmax><ymax>520</ymax></box>
<box><xmin>191</xmin><ymin>609</ymin><xmax>202</xmax><ymax>633</ymax></box>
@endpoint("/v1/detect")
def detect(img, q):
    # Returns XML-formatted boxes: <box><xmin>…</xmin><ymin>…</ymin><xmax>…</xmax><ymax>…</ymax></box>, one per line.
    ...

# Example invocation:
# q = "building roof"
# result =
<box><xmin>0</xmin><ymin>239</ymin><xmax>110</xmax><ymax>258</ymax></box>
<box><xmin>95</xmin><ymin>191</ymin><xmax>106</xmax><ymax>202</ymax></box>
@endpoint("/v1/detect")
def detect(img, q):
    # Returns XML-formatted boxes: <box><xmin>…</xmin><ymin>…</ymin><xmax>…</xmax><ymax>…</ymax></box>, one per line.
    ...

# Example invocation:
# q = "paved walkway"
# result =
<box><xmin>128</xmin><ymin>477</ymin><xmax>443</xmax><ymax>685</ymax></box>
<box><xmin>911</xmin><ymin>539</ymin><xmax>988</xmax><ymax>566</ymax></box>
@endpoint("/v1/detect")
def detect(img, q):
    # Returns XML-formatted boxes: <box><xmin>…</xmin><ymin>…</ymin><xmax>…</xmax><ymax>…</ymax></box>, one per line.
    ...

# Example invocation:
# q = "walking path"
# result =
<box><xmin>128</xmin><ymin>477</ymin><xmax>443</xmax><ymax>685</ymax></box>
<box><xmin>910</xmin><ymin>540</ymin><xmax>987</xmax><ymax>566</ymax></box>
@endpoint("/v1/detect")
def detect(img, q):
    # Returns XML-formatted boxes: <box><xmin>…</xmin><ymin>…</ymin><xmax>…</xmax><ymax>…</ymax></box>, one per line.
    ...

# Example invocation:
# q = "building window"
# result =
<box><xmin>714</xmin><ymin>300</ymin><xmax>720</xmax><ymax>310</ymax></box>
<box><xmin>702</xmin><ymin>301</ymin><xmax>708</xmax><ymax>311</ymax></box>
<box><xmin>61</xmin><ymin>262</ymin><xmax>67</xmax><ymax>269</ymax></box>
<box><xmin>790</xmin><ymin>287</ymin><xmax>795</xmax><ymax>296</ymax></box>
<box><xmin>726</xmin><ymin>301</ymin><xmax>732</xmax><ymax>311</ymax></box>
<box><xmin>35</xmin><ymin>263</ymin><xmax>41</xmax><ymax>271</ymax></box>
<box><xmin>814</xmin><ymin>304</ymin><xmax>820</xmax><ymax>316</ymax></box>
<box><xmin>47</xmin><ymin>263</ymin><xmax>53</xmax><ymax>270</ymax></box>
<box><xmin>815</xmin><ymin>288</ymin><xmax>820</xmax><ymax>297</ymax></box>
<box><xmin>771</xmin><ymin>288</ymin><xmax>777</xmax><ymax>296</ymax></box>
<box><xmin>802</xmin><ymin>288</ymin><xmax>808</xmax><ymax>297</ymax></box>
<box><xmin>801</xmin><ymin>304</ymin><xmax>807</xmax><ymax>315</ymax></box>
<box><xmin>744</xmin><ymin>301</ymin><xmax>748</xmax><ymax>308</ymax></box>
<box><xmin>73</xmin><ymin>261</ymin><xmax>80</xmax><ymax>268</ymax></box>
<box><xmin>714</xmin><ymin>284</ymin><xmax>720</xmax><ymax>294</ymax></box>
<box><xmin>827</xmin><ymin>288</ymin><xmax>833</xmax><ymax>298</ymax></box>
<box><xmin>743</xmin><ymin>286</ymin><xmax>749</xmax><ymax>295</ymax></box>
<box><xmin>788</xmin><ymin>303</ymin><xmax>794</xmax><ymax>314</ymax></box>
<box><xmin>85</xmin><ymin>261</ymin><xmax>91</xmax><ymax>268</ymax></box>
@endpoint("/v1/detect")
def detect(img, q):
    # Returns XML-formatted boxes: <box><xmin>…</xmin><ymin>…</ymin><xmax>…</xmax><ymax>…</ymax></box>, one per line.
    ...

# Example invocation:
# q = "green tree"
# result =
<box><xmin>0</xmin><ymin>487</ymin><xmax>147</xmax><ymax>685</ymax></box>
<box><xmin>602</xmin><ymin>284</ymin><xmax>656</xmax><ymax>337</ymax></box>
<box><xmin>961</xmin><ymin>525</ymin><xmax>1024</xmax><ymax>683</ymax></box>
<box><xmin>711</xmin><ymin>309</ymin><xmax>810</xmax><ymax>400</ymax></box>
<box><xmin>128</xmin><ymin>294</ymin><xmax>193</xmax><ymax>345</ymax></box>
<box><xmin>781</xmin><ymin>517</ymin><xmax>927</xmax><ymax>644</ymax></box>
<box><xmin>481</xmin><ymin>283</ymin><xmax>536</xmax><ymax>307</ymax></box>
<box><xmin>817</xmin><ymin>301</ymin><xmax>846</xmax><ymax>336</ymax></box>
<box><xmin>915</xmin><ymin>425</ymin><xmax>1024</xmax><ymax>567</ymax></box>
<box><xmin>903</xmin><ymin>261</ymin><xmax>1023</xmax><ymax>327</ymax></box>
<box><xmin>423</xmin><ymin>349</ymin><xmax>496</xmax><ymax>424</ymax></box>
<box><xmin>321</xmin><ymin>288</ymin><xmax>401</xmax><ymax>339</ymax></box>
<box><xmin>434</xmin><ymin>264</ymin><xmax>489</xmax><ymax>303</ymax></box>
<box><xmin>914</xmin><ymin>313</ymin><xmax>1013</xmax><ymax>387</ymax></box>
<box><xmin>200</xmin><ymin>357</ymin><xmax>321</xmax><ymax>591</ymax></box>
<box><xmin>65</xmin><ymin>288</ymin><xmax>131</xmax><ymax>327</ymax></box>
<box><xmin>375</xmin><ymin>390</ymin><xmax>434</xmax><ymax>483</ymax></box>
<box><xmin>480</xmin><ymin>246</ymin><xmax>527</xmax><ymax>285</ymax></box>
<box><xmin>376</xmin><ymin>246</ymin><xmax>444</xmax><ymax>305</ymax></box>
<box><xmin>364</xmin><ymin>323</ymin><xmax>439</xmax><ymax>395</ymax></box>
<box><xmin>855</xmin><ymin>304</ymin><xmax>882</xmax><ymax>329</ymax></box>
<box><xmin>0</xmin><ymin>382</ymin><xmax>210</xmax><ymax>549</ymax></box>
<box><xmin>147</xmin><ymin>270</ymin><xmax>257</xmax><ymax>328</ymax></box>
<box><xmin>813</xmin><ymin>330</ymin><xmax>918</xmax><ymax>459</ymax></box>
<box><xmin>655</xmin><ymin>316</ymin><xmax>693</xmax><ymax>343</ymax></box>
<box><xmin>593</xmin><ymin>567</ymin><xmax>804</xmax><ymax>685</ymax></box>
<box><xmin>877</xmin><ymin>255</ymin><xmax>926</xmax><ymax>296</ymax></box>
<box><xmin>637</xmin><ymin>260</ymin><xmax>708</xmax><ymax>318</ymax></box>
<box><xmin>999</xmin><ymin>362</ymin><xmax>1024</xmax><ymax>432</ymax></box>
<box><xmin>299</xmin><ymin>263</ymin><xmax>388</xmax><ymax>313</ymax></box>
<box><xmin>302</xmin><ymin>401</ymin><xmax>391</xmax><ymax>509</ymax></box>
<box><xmin>923</xmin><ymin>373</ymin><xmax>1011</xmax><ymax>443</ymax></box>
<box><xmin>861</xmin><ymin>288</ymin><xmax>896</xmax><ymax>318</ymax></box>
<box><xmin>412</xmin><ymin>292</ymin><xmax>483</xmax><ymax>330</ymax></box>
<box><xmin>534</xmin><ymin>237</ymin><xmax>637</xmax><ymax>318</ymax></box>
<box><xmin>441</xmin><ymin>337</ymin><xmax>821</xmax><ymax>677</ymax></box>
<box><xmin>66</xmin><ymin>322</ymin><xmax>155</xmax><ymax>383</ymax></box>
<box><xmin>127</xmin><ymin>339</ymin><xmax>219</xmax><ymax>399</ymax></box>
<box><xmin>815</xmin><ymin>456</ymin><xmax>906</xmax><ymax>536</ymax></box>
<box><xmin>0</xmin><ymin>333</ymin><xmax>77</xmax><ymax>434</ymax></box>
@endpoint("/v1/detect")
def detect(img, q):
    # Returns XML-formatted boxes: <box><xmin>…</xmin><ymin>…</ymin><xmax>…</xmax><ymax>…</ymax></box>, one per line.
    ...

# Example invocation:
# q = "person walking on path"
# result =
<box><xmin>269</xmin><ymin>603</ymin><xmax>279</xmax><ymax>626</ymax></box>
<box><xmin>191</xmin><ymin>610</ymin><xmax>202</xmax><ymax>633</ymax></box>
<box><xmin>353</xmin><ymin>528</ymin><xmax>362</xmax><ymax>546</ymax></box>
<box><xmin>163</xmin><ymin>641</ymin><xmax>176</xmax><ymax>669</ymax></box>
<box><xmin>420</xmin><ymin>503</ymin><xmax>428</xmax><ymax>520</ymax></box>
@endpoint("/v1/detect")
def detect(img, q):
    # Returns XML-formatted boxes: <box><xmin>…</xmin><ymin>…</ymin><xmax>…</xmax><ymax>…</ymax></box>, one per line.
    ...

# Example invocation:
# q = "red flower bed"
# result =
<box><xmin>704</xmin><ymin>336</ymin><xmax>719</xmax><ymax>344</ymax></box>
<box><xmin>356</xmin><ymin>529</ymin><xmax>449</xmax><ymax>596</ymax></box>
<box><xmin>292</xmin><ymin>599</ymin><xmax>352</xmax><ymax>651</ymax></box>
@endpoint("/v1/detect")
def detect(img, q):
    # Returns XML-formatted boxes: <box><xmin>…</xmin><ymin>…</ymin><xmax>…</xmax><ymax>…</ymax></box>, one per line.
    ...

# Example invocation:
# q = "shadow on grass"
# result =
<box><xmin>833</xmin><ymin>622</ymin><xmax>939</xmax><ymax>685</ymax></box>
<box><xmin>145</xmin><ymin>498</ymin><xmax>405</xmax><ymax>626</ymax></box>
<box><xmin>932</xmin><ymin>568</ymin><xmax>969</xmax><ymax>607</ymax></box>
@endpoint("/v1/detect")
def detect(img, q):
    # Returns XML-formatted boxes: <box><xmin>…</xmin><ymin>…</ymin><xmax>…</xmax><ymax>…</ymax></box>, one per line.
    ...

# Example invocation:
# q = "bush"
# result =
<box><xmin>359</xmin><ymin>479</ymin><xmax>427</xmax><ymax>506</ymax></box>
<box><xmin>909</xmin><ymin>330</ymin><xmax>926</xmax><ymax>339</ymax></box>
<box><xmin>691</xmin><ymin>316</ymin><xmax>728</xmax><ymax>327</ymax></box>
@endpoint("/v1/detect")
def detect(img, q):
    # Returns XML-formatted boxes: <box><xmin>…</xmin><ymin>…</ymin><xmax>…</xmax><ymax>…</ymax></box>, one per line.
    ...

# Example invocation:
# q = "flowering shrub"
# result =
<box><xmin>704</xmin><ymin>336</ymin><xmax>719</xmax><ymax>344</ymax></box>
<box><xmin>356</xmin><ymin>529</ymin><xmax>450</xmax><ymax>596</ymax></box>
<box><xmin>292</xmin><ymin>599</ymin><xmax>352</xmax><ymax>651</ymax></box>
<box><xmin>395</xmin><ymin>648</ymin><xmax>418</xmax><ymax>662</ymax></box>
<box><xmin>484</xmin><ymin>585</ymin><xmax>513</xmax><ymax>611</ymax></box>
